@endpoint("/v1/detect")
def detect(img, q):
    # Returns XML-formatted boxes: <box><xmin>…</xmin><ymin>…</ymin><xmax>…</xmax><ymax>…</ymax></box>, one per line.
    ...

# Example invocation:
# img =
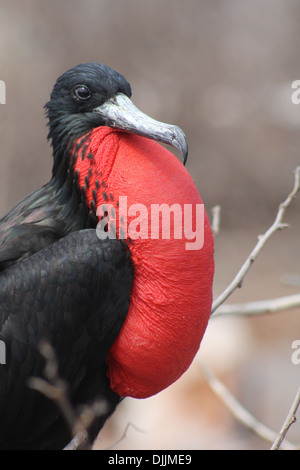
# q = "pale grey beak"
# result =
<box><xmin>93</xmin><ymin>93</ymin><xmax>188</xmax><ymax>165</ymax></box>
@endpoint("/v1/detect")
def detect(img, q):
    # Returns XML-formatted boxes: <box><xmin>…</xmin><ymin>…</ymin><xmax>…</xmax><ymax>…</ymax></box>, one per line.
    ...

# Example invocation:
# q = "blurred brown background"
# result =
<box><xmin>0</xmin><ymin>0</ymin><xmax>299</xmax><ymax>450</ymax></box>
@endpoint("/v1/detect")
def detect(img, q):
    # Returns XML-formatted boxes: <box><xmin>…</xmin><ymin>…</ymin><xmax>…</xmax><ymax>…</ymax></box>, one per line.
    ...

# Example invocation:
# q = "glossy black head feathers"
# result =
<box><xmin>45</xmin><ymin>63</ymin><xmax>132</xmax><ymax>171</ymax></box>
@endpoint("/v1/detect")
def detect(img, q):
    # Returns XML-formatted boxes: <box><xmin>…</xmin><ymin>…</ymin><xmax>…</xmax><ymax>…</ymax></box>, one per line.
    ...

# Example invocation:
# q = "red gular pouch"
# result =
<box><xmin>72</xmin><ymin>126</ymin><xmax>214</xmax><ymax>399</ymax></box>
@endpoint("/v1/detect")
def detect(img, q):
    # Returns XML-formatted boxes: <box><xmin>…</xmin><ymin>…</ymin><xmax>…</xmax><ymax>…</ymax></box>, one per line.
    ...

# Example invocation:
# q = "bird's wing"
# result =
<box><xmin>0</xmin><ymin>184</ymin><xmax>70</xmax><ymax>271</ymax></box>
<box><xmin>0</xmin><ymin>224</ymin><xmax>63</xmax><ymax>270</ymax></box>
<box><xmin>0</xmin><ymin>229</ymin><xmax>133</xmax><ymax>447</ymax></box>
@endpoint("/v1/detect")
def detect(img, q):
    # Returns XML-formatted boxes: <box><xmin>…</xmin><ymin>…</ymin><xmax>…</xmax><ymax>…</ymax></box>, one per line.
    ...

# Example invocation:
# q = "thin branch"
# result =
<box><xmin>63</xmin><ymin>431</ymin><xmax>88</xmax><ymax>451</ymax></box>
<box><xmin>199</xmin><ymin>359</ymin><xmax>299</xmax><ymax>450</ymax></box>
<box><xmin>211</xmin><ymin>166</ymin><xmax>300</xmax><ymax>314</ymax></box>
<box><xmin>106</xmin><ymin>423</ymin><xmax>147</xmax><ymax>450</ymax></box>
<box><xmin>28</xmin><ymin>341</ymin><xmax>77</xmax><ymax>433</ymax></box>
<box><xmin>213</xmin><ymin>292</ymin><xmax>300</xmax><ymax>318</ymax></box>
<box><xmin>28</xmin><ymin>341</ymin><xmax>108</xmax><ymax>450</ymax></box>
<box><xmin>271</xmin><ymin>387</ymin><xmax>300</xmax><ymax>450</ymax></box>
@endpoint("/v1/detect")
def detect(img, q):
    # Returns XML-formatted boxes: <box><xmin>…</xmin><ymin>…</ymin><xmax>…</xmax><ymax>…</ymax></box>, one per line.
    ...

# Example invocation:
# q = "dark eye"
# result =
<box><xmin>73</xmin><ymin>85</ymin><xmax>92</xmax><ymax>101</ymax></box>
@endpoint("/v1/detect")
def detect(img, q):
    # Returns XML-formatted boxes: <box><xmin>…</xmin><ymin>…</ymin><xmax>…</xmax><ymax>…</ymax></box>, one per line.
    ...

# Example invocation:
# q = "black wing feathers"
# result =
<box><xmin>0</xmin><ymin>230</ymin><xmax>133</xmax><ymax>449</ymax></box>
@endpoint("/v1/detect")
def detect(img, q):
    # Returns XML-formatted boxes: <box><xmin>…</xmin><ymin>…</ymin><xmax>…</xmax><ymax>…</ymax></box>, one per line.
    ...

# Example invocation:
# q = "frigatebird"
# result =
<box><xmin>0</xmin><ymin>63</ymin><xmax>214</xmax><ymax>449</ymax></box>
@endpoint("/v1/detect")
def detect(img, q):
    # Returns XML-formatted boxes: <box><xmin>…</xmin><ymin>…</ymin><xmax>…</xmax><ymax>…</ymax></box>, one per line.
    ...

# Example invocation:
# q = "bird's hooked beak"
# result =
<box><xmin>93</xmin><ymin>93</ymin><xmax>188</xmax><ymax>165</ymax></box>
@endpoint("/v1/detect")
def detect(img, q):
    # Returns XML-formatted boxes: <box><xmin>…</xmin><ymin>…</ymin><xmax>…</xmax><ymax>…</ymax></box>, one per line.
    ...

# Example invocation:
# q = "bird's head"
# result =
<box><xmin>45</xmin><ymin>63</ymin><xmax>188</xmax><ymax>177</ymax></box>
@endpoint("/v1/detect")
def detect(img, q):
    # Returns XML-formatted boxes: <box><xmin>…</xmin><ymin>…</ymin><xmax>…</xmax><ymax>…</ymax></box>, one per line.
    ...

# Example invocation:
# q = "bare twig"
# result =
<box><xmin>211</xmin><ymin>166</ymin><xmax>300</xmax><ymax>314</ymax></box>
<box><xmin>199</xmin><ymin>359</ymin><xmax>298</xmax><ymax>450</ymax></box>
<box><xmin>205</xmin><ymin>168</ymin><xmax>300</xmax><ymax>450</ymax></box>
<box><xmin>28</xmin><ymin>341</ymin><xmax>77</xmax><ymax>432</ymax></box>
<box><xmin>73</xmin><ymin>400</ymin><xmax>108</xmax><ymax>437</ymax></box>
<box><xmin>63</xmin><ymin>431</ymin><xmax>89</xmax><ymax>450</ymax></box>
<box><xmin>28</xmin><ymin>341</ymin><xmax>108</xmax><ymax>450</ymax></box>
<box><xmin>106</xmin><ymin>423</ymin><xmax>147</xmax><ymax>450</ymax></box>
<box><xmin>271</xmin><ymin>387</ymin><xmax>300</xmax><ymax>450</ymax></box>
<box><xmin>213</xmin><ymin>292</ymin><xmax>300</xmax><ymax>318</ymax></box>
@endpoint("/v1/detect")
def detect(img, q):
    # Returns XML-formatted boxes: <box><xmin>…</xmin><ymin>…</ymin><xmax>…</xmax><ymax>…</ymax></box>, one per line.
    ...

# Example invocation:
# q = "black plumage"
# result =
<box><xmin>0</xmin><ymin>64</ymin><xmax>133</xmax><ymax>449</ymax></box>
<box><xmin>0</xmin><ymin>63</ymin><xmax>188</xmax><ymax>449</ymax></box>
<box><xmin>0</xmin><ymin>231</ymin><xmax>133</xmax><ymax>449</ymax></box>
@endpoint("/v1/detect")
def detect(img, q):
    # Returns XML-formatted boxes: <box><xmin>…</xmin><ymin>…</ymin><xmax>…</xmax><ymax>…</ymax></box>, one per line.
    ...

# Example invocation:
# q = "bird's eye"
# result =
<box><xmin>73</xmin><ymin>85</ymin><xmax>92</xmax><ymax>101</ymax></box>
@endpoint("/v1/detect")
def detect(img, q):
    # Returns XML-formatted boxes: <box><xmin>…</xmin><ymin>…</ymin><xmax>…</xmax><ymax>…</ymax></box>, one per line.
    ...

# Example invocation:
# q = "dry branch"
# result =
<box><xmin>213</xmin><ymin>293</ymin><xmax>300</xmax><ymax>318</ymax></box>
<box><xmin>199</xmin><ymin>360</ymin><xmax>299</xmax><ymax>450</ymax></box>
<box><xmin>211</xmin><ymin>166</ymin><xmax>300</xmax><ymax>315</ymax></box>
<box><xmin>28</xmin><ymin>341</ymin><xmax>77</xmax><ymax>433</ymax></box>
<box><xmin>271</xmin><ymin>387</ymin><xmax>300</xmax><ymax>450</ymax></box>
<box><xmin>28</xmin><ymin>341</ymin><xmax>108</xmax><ymax>450</ymax></box>
<box><xmin>202</xmin><ymin>167</ymin><xmax>300</xmax><ymax>450</ymax></box>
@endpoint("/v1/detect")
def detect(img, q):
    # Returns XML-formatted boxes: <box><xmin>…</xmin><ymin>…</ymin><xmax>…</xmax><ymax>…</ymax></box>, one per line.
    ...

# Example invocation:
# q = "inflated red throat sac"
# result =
<box><xmin>72</xmin><ymin>127</ymin><xmax>214</xmax><ymax>399</ymax></box>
